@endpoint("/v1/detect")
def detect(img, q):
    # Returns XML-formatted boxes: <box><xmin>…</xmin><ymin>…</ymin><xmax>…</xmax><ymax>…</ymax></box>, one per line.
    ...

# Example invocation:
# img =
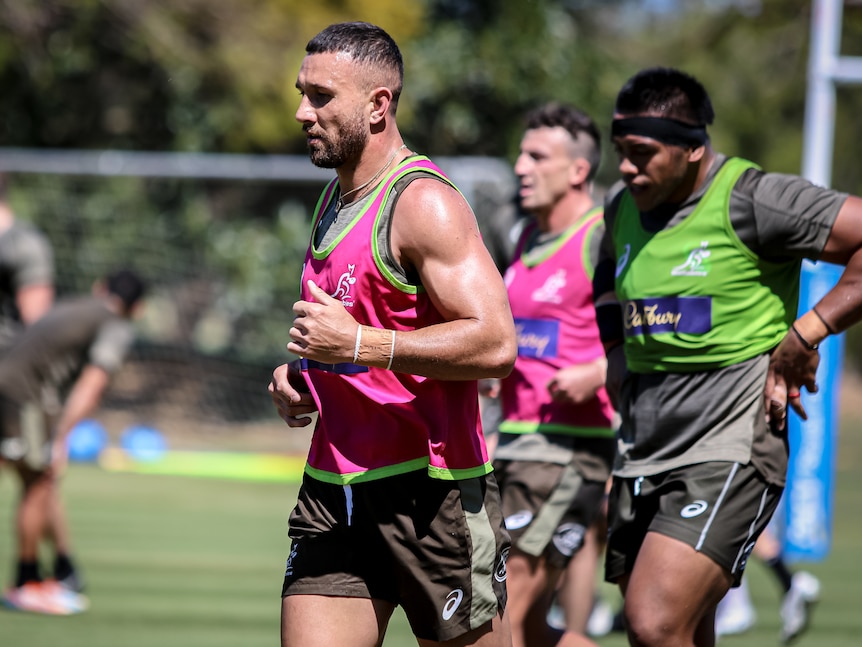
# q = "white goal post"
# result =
<box><xmin>784</xmin><ymin>0</ymin><xmax>862</xmax><ymax>561</ymax></box>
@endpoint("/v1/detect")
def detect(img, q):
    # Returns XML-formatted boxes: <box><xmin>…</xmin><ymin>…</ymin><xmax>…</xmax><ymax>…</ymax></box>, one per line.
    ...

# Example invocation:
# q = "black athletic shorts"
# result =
<box><xmin>282</xmin><ymin>469</ymin><xmax>510</xmax><ymax>642</ymax></box>
<box><xmin>605</xmin><ymin>461</ymin><xmax>782</xmax><ymax>586</ymax></box>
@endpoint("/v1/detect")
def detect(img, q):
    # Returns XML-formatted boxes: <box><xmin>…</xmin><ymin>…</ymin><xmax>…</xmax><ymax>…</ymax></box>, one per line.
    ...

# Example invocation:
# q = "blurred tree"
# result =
<box><xmin>0</xmin><ymin>0</ymin><xmax>424</xmax><ymax>152</ymax></box>
<box><xmin>4</xmin><ymin>0</ymin><xmax>862</xmax><ymax>366</ymax></box>
<box><xmin>404</xmin><ymin>0</ymin><xmax>627</xmax><ymax>162</ymax></box>
<box><xmin>400</xmin><ymin>0</ymin><xmax>842</xmax><ymax>188</ymax></box>
<box><xmin>2</xmin><ymin>0</ymin><xmax>859</xmax><ymax>188</ymax></box>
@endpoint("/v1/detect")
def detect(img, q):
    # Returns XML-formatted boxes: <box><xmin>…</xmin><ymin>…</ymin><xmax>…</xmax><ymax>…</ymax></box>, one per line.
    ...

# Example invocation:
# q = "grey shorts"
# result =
<box><xmin>494</xmin><ymin>459</ymin><xmax>606</xmax><ymax>569</ymax></box>
<box><xmin>605</xmin><ymin>461</ymin><xmax>782</xmax><ymax>586</ymax></box>
<box><xmin>282</xmin><ymin>470</ymin><xmax>510</xmax><ymax>643</ymax></box>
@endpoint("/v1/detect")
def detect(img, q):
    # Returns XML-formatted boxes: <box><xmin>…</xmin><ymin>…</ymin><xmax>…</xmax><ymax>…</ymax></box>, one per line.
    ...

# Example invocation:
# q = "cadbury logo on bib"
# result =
<box><xmin>624</xmin><ymin>296</ymin><xmax>712</xmax><ymax>336</ymax></box>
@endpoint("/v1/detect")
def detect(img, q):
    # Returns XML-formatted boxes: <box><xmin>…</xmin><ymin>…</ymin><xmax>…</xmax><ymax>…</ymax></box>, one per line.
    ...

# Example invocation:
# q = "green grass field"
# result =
<box><xmin>2</xmin><ymin>415</ymin><xmax>862</xmax><ymax>646</ymax></box>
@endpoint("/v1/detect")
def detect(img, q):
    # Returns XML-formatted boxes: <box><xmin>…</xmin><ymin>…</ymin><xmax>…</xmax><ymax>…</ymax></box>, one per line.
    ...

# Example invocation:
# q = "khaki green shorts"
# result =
<box><xmin>494</xmin><ymin>458</ymin><xmax>606</xmax><ymax>569</ymax></box>
<box><xmin>0</xmin><ymin>397</ymin><xmax>54</xmax><ymax>471</ymax></box>
<box><xmin>282</xmin><ymin>470</ymin><xmax>510</xmax><ymax>643</ymax></box>
<box><xmin>605</xmin><ymin>461</ymin><xmax>782</xmax><ymax>586</ymax></box>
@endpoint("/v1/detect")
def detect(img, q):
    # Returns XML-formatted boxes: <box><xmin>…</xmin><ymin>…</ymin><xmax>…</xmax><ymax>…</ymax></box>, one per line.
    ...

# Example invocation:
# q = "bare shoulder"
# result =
<box><xmin>822</xmin><ymin>194</ymin><xmax>862</xmax><ymax>263</ymax></box>
<box><xmin>392</xmin><ymin>176</ymin><xmax>481</xmax><ymax>254</ymax></box>
<box><xmin>396</xmin><ymin>175</ymin><xmax>475</xmax><ymax>220</ymax></box>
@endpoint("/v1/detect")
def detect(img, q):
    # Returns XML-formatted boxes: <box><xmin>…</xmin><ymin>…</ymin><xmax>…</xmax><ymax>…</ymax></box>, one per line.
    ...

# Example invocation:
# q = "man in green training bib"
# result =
<box><xmin>593</xmin><ymin>66</ymin><xmax>862</xmax><ymax>647</ymax></box>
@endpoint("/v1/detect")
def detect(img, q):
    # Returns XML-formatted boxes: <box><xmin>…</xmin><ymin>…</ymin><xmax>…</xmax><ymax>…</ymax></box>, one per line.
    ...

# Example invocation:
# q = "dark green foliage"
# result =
<box><xmin>4</xmin><ymin>0</ymin><xmax>862</xmax><ymax>370</ymax></box>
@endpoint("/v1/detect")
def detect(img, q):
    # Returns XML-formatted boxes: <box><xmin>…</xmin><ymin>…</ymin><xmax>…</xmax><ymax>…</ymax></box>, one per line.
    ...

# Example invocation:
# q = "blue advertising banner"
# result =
<box><xmin>781</xmin><ymin>260</ymin><xmax>843</xmax><ymax>562</ymax></box>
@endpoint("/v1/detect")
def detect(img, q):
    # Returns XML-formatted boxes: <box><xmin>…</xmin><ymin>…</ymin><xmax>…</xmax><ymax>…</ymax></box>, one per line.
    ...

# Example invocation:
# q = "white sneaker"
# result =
<box><xmin>1</xmin><ymin>580</ymin><xmax>89</xmax><ymax>615</ymax></box>
<box><xmin>586</xmin><ymin>598</ymin><xmax>616</xmax><ymax>637</ymax></box>
<box><xmin>780</xmin><ymin>571</ymin><xmax>820</xmax><ymax>644</ymax></box>
<box><xmin>546</xmin><ymin>599</ymin><xmax>566</xmax><ymax>631</ymax></box>
<box><xmin>715</xmin><ymin>580</ymin><xmax>756</xmax><ymax>637</ymax></box>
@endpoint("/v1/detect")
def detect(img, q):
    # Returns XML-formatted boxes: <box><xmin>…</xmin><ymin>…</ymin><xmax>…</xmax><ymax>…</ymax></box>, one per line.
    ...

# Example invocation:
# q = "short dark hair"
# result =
<box><xmin>615</xmin><ymin>67</ymin><xmax>715</xmax><ymax>127</ymax></box>
<box><xmin>106</xmin><ymin>269</ymin><xmax>146</xmax><ymax>311</ymax></box>
<box><xmin>306</xmin><ymin>22</ymin><xmax>403</xmax><ymax>108</ymax></box>
<box><xmin>526</xmin><ymin>102</ymin><xmax>602</xmax><ymax>181</ymax></box>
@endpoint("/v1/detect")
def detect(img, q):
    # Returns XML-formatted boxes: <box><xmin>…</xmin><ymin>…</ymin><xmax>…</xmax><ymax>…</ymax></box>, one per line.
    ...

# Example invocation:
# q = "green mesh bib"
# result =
<box><xmin>614</xmin><ymin>157</ymin><xmax>799</xmax><ymax>372</ymax></box>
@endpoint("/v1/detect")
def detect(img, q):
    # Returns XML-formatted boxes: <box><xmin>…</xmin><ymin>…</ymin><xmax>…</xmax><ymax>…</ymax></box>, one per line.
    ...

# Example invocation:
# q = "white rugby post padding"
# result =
<box><xmin>783</xmin><ymin>0</ymin><xmax>862</xmax><ymax>562</ymax></box>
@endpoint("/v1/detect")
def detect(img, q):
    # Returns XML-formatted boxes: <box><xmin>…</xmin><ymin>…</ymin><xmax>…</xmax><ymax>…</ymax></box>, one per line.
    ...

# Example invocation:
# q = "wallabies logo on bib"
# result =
<box><xmin>332</xmin><ymin>263</ymin><xmax>357</xmax><ymax>307</ymax></box>
<box><xmin>671</xmin><ymin>240</ymin><xmax>711</xmax><ymax>277</ymax></box>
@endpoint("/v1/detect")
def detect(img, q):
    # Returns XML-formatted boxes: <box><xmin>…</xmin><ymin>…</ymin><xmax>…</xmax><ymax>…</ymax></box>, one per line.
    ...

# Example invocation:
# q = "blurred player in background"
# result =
<box><xmin>269</xmin><ymin>21</ymin><xmax>516</xmax><ymax>647</ymax></box>
<box><xmin>595</xmin><ymin>66</ymin><xmax>862</xmax><ymax>646</ymax></box>
<box><xmin>477</xmin><ymin>190</ymin><xmax>527</xmax><ymax>461</ymax></box>
<box><xmin>0</xmin><ymin>173</ymin><xmax>83</xmax><ymax>604</ymax></box>
<box><xmin>715</xmin><ymin>523</ymin><xmax>820</xmax><ymax>642</ymax></box>
<box><xmin>0</xmin><ymin>174</ymin><xmax>54</xmax><ymax>347</ymax></box>
<box><xmin>0</xmin><ymin>269</ymin><xmax>146</xmax><ymax>615</ymax></box>
<box><xmin>490</xmin><ymin>102</ymin><xmax>616</xmax><ymax>647</ymax></box>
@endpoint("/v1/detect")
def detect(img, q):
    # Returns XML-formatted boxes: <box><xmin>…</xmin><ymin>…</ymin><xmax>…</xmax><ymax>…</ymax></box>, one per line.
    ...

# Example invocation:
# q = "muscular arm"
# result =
<box><xmin>55</xmin><ymin>365</ymin><xmax>111</xmax><ymax>439</ymax></box>
<box><xmin>809</xmin><ymin>195</ymin><xmax>862</xmax><ymax>332</ymax></box>
<box><xmin>592</xmin><ymin>190</ymin><xmax>622</xmax><ymax>309</ymax></box>
<box><xmin>390</xmin><ymin>178</ymin><xmax>516</xmax><ymax>379</ymax></box>
<box><xmin>768</xmin><ymin>195</ymin><xmax>862</xmax><ymax>423</ymax></box>
<box><xmin>51</xmin><ymin>364</ymin><xmax>111</xmax><ymax>473</ymax></box>
<box><xmin>592</xmin><ymin>197</ymin><xmax>626</xmax><ymax>407</ymax></box>
<box><xmin>286</xmin><ymin>178</ymin><xmax>517</xmax><ymax>380</ymax></box>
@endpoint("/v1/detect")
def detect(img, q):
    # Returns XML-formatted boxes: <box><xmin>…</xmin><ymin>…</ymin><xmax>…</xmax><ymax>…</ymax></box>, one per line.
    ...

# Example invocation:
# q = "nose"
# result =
<box><xmin>514</xmin><ymin>153</ymin><xmax>531</xmax><ymax>177</ymax></box>
<box><xmin>618</xmin><ymin>155</ymin><xmax>637</xmax><ymax>176</ymax></box>
<box><xmin>295</xmin><ymin>95</ymin><xmax>314</xmax><ymax>125</ymax></box>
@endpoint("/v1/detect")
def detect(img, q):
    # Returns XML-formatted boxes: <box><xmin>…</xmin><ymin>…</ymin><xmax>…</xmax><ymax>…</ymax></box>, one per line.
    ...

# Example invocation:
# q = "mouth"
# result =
<box><xmin>303</xmin><ymin>128</ymin><xmax>325</xmax><ymax>145</ymax></box>
<box><xmin>624</xmin><ymin>178</ymin><xmax>648</xmax><ymax>195</ymax></box>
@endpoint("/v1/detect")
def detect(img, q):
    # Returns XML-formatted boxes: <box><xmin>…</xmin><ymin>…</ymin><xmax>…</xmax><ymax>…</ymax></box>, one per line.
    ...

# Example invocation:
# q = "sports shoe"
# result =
<box><xmin>57</xmin><ymin>571</ymin><xmax>86</xmax><ymax>594</ymax></box>
<box><xmin>586</xmin><ymin>598</ymin><xmax>616</xmax><ymax>637</ymax></box>
<box><xmin>43</xmin><ymin>579</ymin><xmax>90</xmax><ymax>613</ymax></box>
<box><xmin>780</xmin><ymin>571</ymin><xmax>820</xmax><ymax>644</ymax></box>
<box><xmin>715</xmin><ymin>579</ymin><xmax>756</xmax><ymax>637</ymax></box>
<box><xmin>546</xmin><ymin>598</ymin><xmax>566</xmax><ymax>631</ymax></box>
<box><xmin>1</xmin><ymin>580</ymin><xmax>89</xmax><ymax>615</ymax></box>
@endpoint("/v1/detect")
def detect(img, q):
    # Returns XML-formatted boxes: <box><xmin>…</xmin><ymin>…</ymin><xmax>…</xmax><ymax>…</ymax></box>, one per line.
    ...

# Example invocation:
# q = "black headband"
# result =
<box><xmin>611</xmin><ymin>116</ymin><xmax>708</xmax><ymax>148</ymax></box>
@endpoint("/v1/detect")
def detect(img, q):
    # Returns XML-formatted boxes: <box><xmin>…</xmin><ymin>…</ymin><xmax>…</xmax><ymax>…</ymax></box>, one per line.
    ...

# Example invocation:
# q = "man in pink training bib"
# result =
<box><xmin>269</xmin><ymin>21</ymin><xmax>517</xmax><ymax>647</ymax></box>
<box><xmin>490</xmin><ymin>103</ymin><xmax>616</xmax><ymax>647</ymax></box>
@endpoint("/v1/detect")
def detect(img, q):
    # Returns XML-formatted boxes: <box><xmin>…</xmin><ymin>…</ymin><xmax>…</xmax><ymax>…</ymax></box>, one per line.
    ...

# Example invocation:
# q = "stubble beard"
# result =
<box><xmin>306</xmin><ymin>115</ymin><xmax>368</xmax><ymax>169</ymax></box>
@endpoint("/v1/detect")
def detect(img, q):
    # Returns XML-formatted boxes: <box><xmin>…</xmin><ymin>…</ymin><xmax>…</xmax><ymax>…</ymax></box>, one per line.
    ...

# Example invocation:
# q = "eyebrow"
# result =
<box><xmin>296</xmin><ymin>79</ymin><xmax>335</xmax><ymax>92</ymax></box>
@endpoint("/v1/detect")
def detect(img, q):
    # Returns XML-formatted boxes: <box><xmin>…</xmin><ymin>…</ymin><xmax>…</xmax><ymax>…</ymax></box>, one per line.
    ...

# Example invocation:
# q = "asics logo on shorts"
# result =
<box><xmin>494</xmin><ymin>547</ymin><xmax>509</xmax><ymax>583</ymax></box>
<box><xmin>504</xmin><ymin>510</ymin><xmax>533</xmax><ymax>530</ymax></box>
<box><xmin>442</xmin><ymin>588</ymin><xmax>464</xmax><ymax>620</ymax></box>
<box><xmin>552</xmin><ymin>523</ymin><xmax>586</xmax><ymax>557</ymax></box>
<box><xmin>284</xmin><ymin>543</ymin><xmax>299</xmax><ymax>577</ymax></box>
<box><xmin>0</xmin><ymin>437</ymin><xmax>27</xmax><ymax>461</ymax></box>
<box><xmin>738</xmin><ymin>540</ymin><xmax>757</xmax><ymax>571</ymax></box>
<box><xmin>680</xmin><ymin>500</ymin><xmax>709</xmax><ymax>518</ymax></box>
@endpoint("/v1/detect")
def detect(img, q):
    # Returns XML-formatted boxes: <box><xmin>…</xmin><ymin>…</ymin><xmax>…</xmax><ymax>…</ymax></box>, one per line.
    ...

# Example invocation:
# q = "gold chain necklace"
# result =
<box><xmin>335</xmin><ymin>145</ymin><xmax>407</xmax><ymax>211</ymax></box>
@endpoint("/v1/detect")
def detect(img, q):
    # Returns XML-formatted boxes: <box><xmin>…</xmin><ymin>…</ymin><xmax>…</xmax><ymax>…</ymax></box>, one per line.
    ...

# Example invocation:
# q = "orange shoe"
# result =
<box><xmin>2</xmin><ymin>580</ymin><xmax>89</xmax><ymax>615</ymax></box>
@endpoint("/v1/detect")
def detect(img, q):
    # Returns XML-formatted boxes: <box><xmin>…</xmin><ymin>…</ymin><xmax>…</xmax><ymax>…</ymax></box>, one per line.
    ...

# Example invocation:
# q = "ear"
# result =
<box><xmin>569</xmin><ymin>158</ymin><xmax>592</xmax><ymax>187</ymax></box>
<box><xmin>688</xmin><ymin>145</ymin><xmax>707</xmax><ymax>163</ymax></box>
<box><xmin>369</xmin><ymin>87</ymin><xmax>394</xmax><ymax>125</ymax></box>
